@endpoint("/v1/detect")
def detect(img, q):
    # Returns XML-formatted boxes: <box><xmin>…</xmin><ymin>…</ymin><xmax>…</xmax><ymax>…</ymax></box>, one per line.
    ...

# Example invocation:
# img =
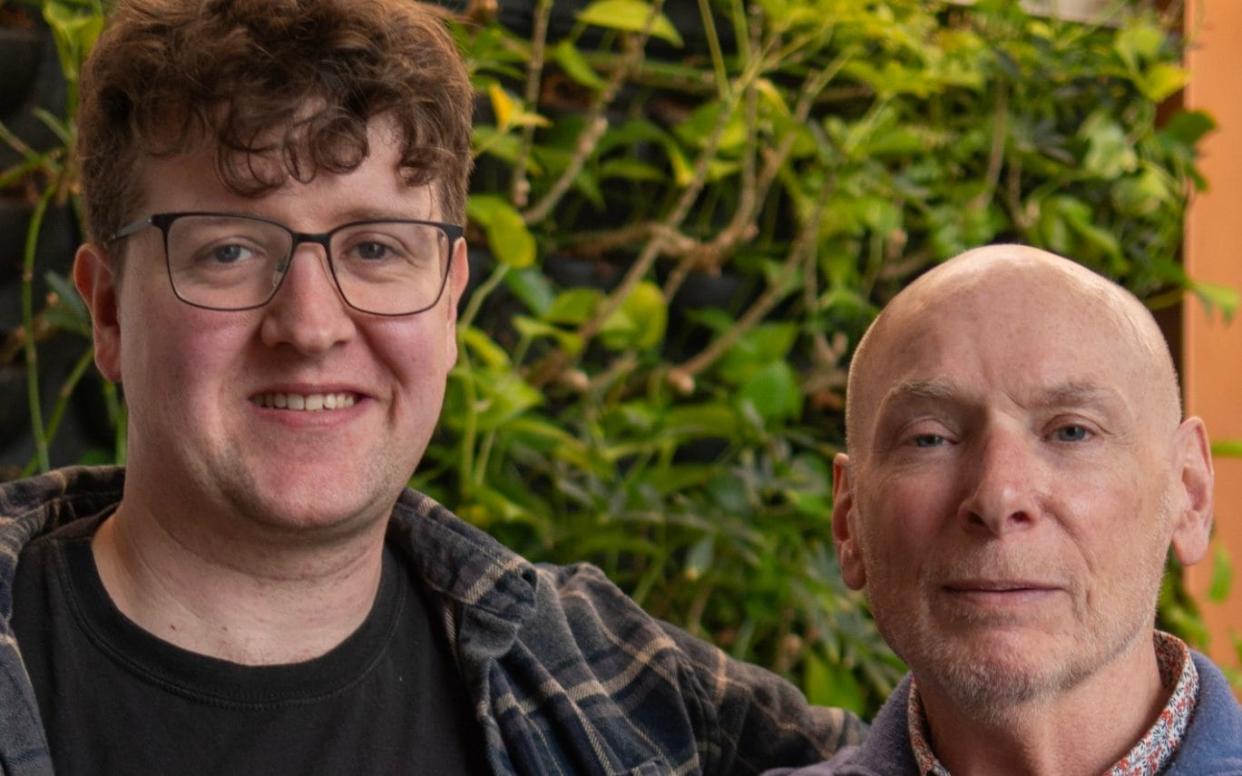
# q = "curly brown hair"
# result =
<box><xmin>77</xmin><ymin>0</ymin><xmax>474</xmax><ymax>249</ymax></box>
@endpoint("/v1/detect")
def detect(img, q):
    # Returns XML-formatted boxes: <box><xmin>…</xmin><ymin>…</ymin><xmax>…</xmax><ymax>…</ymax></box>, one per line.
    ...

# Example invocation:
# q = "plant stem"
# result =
<box><xmin>523</xmin><ymin>0</ymin><xmax>667</xmax><ymax>225</ymax></box>
<box><xmin>42</xmin><ymin>346</ymin><xmax>94</xmax><ymax>451</ymax></box>
<box><xmin>460</xmin><ymin>261</ymin><xmax>510</xmax><ymax>331</ymax></box>
<box><xmin>671</xmin><ymin>174</ymin><xmax>830</xmax><ymax>383</ymax></box>
<box><xmin>509</xmin><ymin>0</ymin><xmax>555</xmax><ymax>208</ymax></box>
<box><xmin>22</xmin><ymin>187</ymin><xmax>55</xmax><ymax>472</ymax></box>
<box><xmin>697</xmin><ymin>0</ymin><xmax>730</xmax><ymax>100</ymax></box>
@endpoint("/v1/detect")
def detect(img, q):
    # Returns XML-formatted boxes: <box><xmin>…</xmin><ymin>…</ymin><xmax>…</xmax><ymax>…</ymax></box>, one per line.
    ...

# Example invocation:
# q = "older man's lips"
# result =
<box><xmin>941</xmin><ymin>579</ymin><xmax>1062</xmax><ymax>607</ymax></box>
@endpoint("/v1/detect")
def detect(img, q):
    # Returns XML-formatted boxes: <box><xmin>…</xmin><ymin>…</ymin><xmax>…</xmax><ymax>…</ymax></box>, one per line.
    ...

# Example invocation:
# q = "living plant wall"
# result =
<box><xmin>0</xmin><ymin>0</ymin><xmax>1230</xmax><ymax>712</ymax></box>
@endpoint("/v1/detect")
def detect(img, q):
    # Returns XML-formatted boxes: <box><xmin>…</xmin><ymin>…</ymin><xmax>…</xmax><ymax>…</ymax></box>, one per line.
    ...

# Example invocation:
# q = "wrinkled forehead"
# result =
<box><xmin>846</xmin><ymin>250</ymin><xmax>1178</xmax><ymax>452</ymax></box>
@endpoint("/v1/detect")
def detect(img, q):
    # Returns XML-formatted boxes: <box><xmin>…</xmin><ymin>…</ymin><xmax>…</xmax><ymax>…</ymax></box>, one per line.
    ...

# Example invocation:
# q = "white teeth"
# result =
<box><xmin>253</xmin><ymin>392</ymin><xmax>357</xmax><ymax>412</ymax></box>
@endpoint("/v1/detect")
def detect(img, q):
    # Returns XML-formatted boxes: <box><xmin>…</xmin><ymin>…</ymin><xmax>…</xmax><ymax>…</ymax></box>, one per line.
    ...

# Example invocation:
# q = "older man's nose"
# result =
<box><xmin>259</xmin><ymin>245</ymin><xmax>357</xmax><ymax>354</ymax></box>
<box><xmin>957</xmin><ymin>427</ymin><xmax>1041</xmax><ymax>536</ymax></box>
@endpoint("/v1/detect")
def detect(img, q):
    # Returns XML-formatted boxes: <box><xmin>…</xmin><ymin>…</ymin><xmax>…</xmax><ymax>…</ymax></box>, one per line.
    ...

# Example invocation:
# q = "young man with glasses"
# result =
<box><xmin>0</xmin><ymin>1</ymin><xmax>860</xmax><ymax>773</ymax></box>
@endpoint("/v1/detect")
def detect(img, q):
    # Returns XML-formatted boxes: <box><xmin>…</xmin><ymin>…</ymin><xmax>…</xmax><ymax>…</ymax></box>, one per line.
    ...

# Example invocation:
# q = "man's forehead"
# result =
<box><xmin>875</xmin><ymin>376</ymin><xmax>1131</xmax><ymax>417</ymax></box>
<box><xmin>845</xmin><ymin>246</ymin><xmax>1180</xmax><ymax>450</ymax></box>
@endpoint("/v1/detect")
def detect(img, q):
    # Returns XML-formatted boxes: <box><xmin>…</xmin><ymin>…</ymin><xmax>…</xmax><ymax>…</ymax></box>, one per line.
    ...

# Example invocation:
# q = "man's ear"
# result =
<box><xmin>446</xmin><ymin>237</ymin><xmax>469</xmax><ymax>362</ymax></box>
<box><xmin>833</xmin><ymin>453</ymin><xmax>866</xmax><ymax>591</ymax></box>
<box><xmin>1169</xmin><ymin>417</ymin><xmax>1214</xmax><ymax>566</ymax></box>
<box><xmin>73</xmin><ymin>242</ymin><xmax>122</xmax><ymax>382</ymax></box>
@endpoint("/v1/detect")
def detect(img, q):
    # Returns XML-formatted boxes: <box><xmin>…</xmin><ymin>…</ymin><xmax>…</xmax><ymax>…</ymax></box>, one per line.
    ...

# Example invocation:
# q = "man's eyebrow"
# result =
<box><xmin>336</xmin><ymin>207</ymin><xmax>427</xmax><ymax>222</ymax></box>
<box><xmin>1032</xmin><ymin>382</ymin><xmax>1127</xmax><ymax>412</ymax></box>
<box><xmin>876</xmin><ymin>380</ymin><xmax>1128</xmax><ymax>413</ymax></box>
<box><xmin>880</xmin><ymin>379</ymin><xmax>961</xmax><ymax>407</ymax></box>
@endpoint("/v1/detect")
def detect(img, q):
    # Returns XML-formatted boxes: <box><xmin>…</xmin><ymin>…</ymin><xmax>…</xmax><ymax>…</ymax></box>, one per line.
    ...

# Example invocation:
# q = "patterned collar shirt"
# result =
<box><xmin>906</xmin><ymin>631</ymin><xmax>1200</xmax><ymax>776</ymax></box>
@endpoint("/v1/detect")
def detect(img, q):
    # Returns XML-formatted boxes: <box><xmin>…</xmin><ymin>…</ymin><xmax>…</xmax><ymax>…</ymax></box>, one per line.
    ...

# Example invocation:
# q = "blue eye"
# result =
<box><xmin>210</xmin><ymin>244</ymin><xmax>252</xmax><ymax>264</ymax></box>
<box><xmin>1053</xmin><ymin>425</ymin><xmax>1090</xmax><ymax>442</ymax></box>
<box><xmin>353</xmin><ymin>242</ymin><xmax>391</xmax><ymax>261</ymax></box>
<box><xmin>913</xmin><ymin>434</ymin><xmax>946</xmax><ymax>448</ymax></box>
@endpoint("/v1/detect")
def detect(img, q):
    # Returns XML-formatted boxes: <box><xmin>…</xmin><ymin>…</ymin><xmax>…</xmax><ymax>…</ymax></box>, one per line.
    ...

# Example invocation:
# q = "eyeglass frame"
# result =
<box><xmin>107</xmin><ymin>211</ymin><xmax>466</xmax><ymax>317</ymax></box>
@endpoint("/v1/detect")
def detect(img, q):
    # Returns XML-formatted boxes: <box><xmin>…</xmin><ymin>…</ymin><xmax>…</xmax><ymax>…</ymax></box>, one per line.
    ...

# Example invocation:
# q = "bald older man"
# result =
<box><xmin>772</xmin><ymin>245</ymin><xmax>1242</xmax><ymax>776</ymax></box>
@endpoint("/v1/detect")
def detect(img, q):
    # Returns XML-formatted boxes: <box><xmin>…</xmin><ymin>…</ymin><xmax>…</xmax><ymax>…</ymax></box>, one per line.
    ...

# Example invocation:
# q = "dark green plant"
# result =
<box><xmin>435</xmin><ymin>0</ymin><xmax>1229</xmax><ymax>711</ymax></box>
<box><xmin>0</xmin><ymin>0</ymin><xmax>110</xmax><ymax>474</ymax></box>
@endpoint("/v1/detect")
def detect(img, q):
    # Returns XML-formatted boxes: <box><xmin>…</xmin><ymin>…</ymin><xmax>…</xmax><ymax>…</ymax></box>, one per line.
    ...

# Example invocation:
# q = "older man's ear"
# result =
<box><xmin>1170</xmin><ymin>417</ymin><xmax>1214</xmax><ymax>567</ymax></box>
<box><xmin>832</xmin><ymin>453</ymin><xmax>866</xmax><ymax>592</ymax></box>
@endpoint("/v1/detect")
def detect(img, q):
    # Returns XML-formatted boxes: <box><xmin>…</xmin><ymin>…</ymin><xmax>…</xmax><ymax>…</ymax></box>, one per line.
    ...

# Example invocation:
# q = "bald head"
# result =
<box><xmin>844</xmin><ymin>245</ymin><xmax>1181</xmax><ymax>458</ymax></box>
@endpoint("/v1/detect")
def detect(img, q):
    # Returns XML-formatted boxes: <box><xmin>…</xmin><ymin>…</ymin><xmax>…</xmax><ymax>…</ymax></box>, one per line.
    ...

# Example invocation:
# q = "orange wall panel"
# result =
<box><xmin>1183</xmin><ymin>0</ymin><xmax>1242</xmax><ymax>672</ymax></box>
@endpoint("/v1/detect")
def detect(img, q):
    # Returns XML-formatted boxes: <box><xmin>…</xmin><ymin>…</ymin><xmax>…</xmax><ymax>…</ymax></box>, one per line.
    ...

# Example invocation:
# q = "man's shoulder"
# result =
<box><xmin>0</xmin><ymin>466</ymin><xmax>123</xmax><ymax>523</ymax></box>
<box><xmin>388</xmin><ymin>486</ymin><xmax>864</xmax><ymax>773</ymax></box>
<box><xmin>764</xmin><ymin>675</ymin><xmax>912</xmax><ymax>776</ymax></box>
<box><xmin>1171</xmin><ymin>651</ymin><xmax>1242</xmax><ymax>774</ymax></box>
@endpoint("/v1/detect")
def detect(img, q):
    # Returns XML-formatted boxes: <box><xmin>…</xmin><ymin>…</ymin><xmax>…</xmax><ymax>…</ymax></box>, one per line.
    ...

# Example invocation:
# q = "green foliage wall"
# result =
<box><xmin>439</xmin><ymin>0</ymin><xmax>1221</xmax><ymax>712</ymax></box>
<box><xmin>2</xmin><ymin>0</ymin><xmax>1225</xmax><ymax>713</ymax></box>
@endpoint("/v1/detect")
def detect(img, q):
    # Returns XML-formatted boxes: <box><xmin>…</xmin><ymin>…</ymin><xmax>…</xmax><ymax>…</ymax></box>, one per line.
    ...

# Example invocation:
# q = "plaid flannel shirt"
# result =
<box><xmin>0</xmin><ymin>466</ymin><xmax>863</xmax><ymax>775</ymax></box>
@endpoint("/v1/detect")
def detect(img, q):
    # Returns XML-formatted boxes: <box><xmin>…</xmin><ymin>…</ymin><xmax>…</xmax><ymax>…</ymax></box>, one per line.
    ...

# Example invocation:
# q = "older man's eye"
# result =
<box><xmin>1053</xmin><ymin>424</ymin><xmax>1091</xmax><ymax>442</ymax></box>
<box><xmin>913</xmin><ymin>434</ymin><xmax>947</xmax><ymax>448</ymax></box>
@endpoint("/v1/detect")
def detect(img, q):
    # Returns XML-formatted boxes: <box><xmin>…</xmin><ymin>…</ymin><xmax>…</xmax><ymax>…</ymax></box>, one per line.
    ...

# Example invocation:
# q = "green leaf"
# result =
<box><xmin>737</xmin><ymin>361</ymin><xmax>802</xmax><ymax>424</ymax></box>
<box><xmin>598</xmin><ymin>158</ymin><xmax>666</xmax><ymax>183</ymax></box>
<box><xmin>504</xmin><ymin>267</ymin><xmax>556</xmax><ymax>315</ymax></box>
<box><xmin>601</xmin><ymin>281</ymin><xmax>666</xmax><ymax>350</ymax></box>
<box><xmin>1115</xmin><ymin>21</ymin><xmax>1164</xmax><ymax>71</ymax></box>
<box><xmin>460</xmin><ymin>326</ymin><xmax>511</xmax><ymax>369</ymax></box>
<box><xmin>43</xmin><ymin>2</ymin><xmax>104</xmax><ymax>83</ymax></box>
<box><xmin>1160</xmin><ymin>110</ymin><xmax>1216</xmax><ymax>147</ymax></box>
<box><xmin>513</xmin><ymin>315</ymin><xmax>584</xmax><ymax>354</ymax></box>
<box><xmin>1209</xmin><ymin>545</ymin><xmax>1233</xmax><ymax>604</ymax></box>
<box><xmin>804</xmin><ymin>652</ymin><xmax>866</xmax><ymax>714</ymax></box>
<box><xmin>684</xmin><ymin>535</ymin><xmax>715</xmax><ymax>580</ymax></box>
<box><xmin>1080</xmin><ymin>113</ymin><xmax>1138</xmax><ymax>179</ymax></box>
<box><xmin>553</xmin><ymin>39</ymin><xmax>605</xmax><ymax>90</ymax></box>
<box><xmin>662</xmin><ymin>403</ymin><xmax>738</xmax><ymax>440</ymax></box>
<box><xmin>577</xmin><ymin>0</ymin><xmax>684</xmax><ymax>47</ymax></box>
<box><xmin>718</xmin><ymin>323</ymin><xmax>799</xmax><ymax>384</ymax></box>
<box><xmin>544</xmin><ymin>288</ymin><xmax>604</xmax><ymax>326</ymax></box>
<box><xmin>1191</xmin><ymin>281</ymin><xmax>1240</xmax><ymax>323</ymax></box>
<box><xmin>1211</xmin><ymin>439</ymin><xmax>1242</xmax><ymax>458</ymax></box>
<box><xmin>1138</xmin><ymin>63</ymin><xmax>1187</xmax><ymax>103</ymax></box>
<box><xmin>43</xmin><ymin>271</ymin><xmax>90</xmax><ymax>337</ymax></box>
<box><xmin>466</xmin><ymin>195</ymin><xmax>537</xmax><ymax>268</ymax></box>
<box><xmin>472</xmin><ymin>370</ymin><xmax>544</xmax><ymax>429</ymax></box>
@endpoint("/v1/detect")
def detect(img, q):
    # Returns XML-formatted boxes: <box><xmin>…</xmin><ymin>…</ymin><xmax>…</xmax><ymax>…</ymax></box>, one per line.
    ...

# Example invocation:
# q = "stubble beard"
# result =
<box><xmin>860</xmin><ymin>510</ymin><xmax>1171</xmax><ymax>721</ymax></box>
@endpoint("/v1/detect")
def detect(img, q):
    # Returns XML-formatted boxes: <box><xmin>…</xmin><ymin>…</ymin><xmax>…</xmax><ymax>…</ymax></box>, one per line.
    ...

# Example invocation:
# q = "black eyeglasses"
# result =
<box><xmin>109</xmin><ymin>212</ymin><xmax>464</xmax><ymax>316</ymax></box>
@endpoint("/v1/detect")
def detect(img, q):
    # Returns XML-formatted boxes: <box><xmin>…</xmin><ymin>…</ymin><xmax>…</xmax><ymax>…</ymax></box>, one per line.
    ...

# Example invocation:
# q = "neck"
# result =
<box><xmin>92</xmin><ymin>492</ymin><xmax>389</xmax><ymax>666</ymax></box>
<box><xmin>917</xmin><ymin>635</ymin><xmax>1169</xmax><ymax>776</ymax></box>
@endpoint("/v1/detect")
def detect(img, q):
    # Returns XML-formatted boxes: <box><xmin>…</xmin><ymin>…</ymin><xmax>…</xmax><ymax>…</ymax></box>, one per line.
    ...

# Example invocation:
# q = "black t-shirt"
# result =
<box><xmin>11</xmin><ymin>514</ymin><xmax>489</xmax><ymax>775</ymax></box>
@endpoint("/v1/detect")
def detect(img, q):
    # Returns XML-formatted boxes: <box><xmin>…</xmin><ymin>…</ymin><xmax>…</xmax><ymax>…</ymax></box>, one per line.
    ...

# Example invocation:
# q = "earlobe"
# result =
<box><xmin>1169</xmin><ymin>417</ymin><xmax>1214</xmax><ymax>566</ymax></box>
<box><xmin>73</xmin><ymin>243</ymin><xmax>123</xmax><ymax>383</ymax></box>
<box><xmin>833</xmin><ymin>453</ymin><xmax>867</xmax><ymax>591</ymax></box>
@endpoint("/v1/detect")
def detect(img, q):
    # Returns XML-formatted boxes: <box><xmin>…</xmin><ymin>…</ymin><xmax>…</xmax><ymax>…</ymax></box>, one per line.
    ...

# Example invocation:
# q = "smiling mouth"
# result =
<box><xmin>251</xmin><ymin>391</ymin><xmax>359</xmax><ymax>411</ymax></box>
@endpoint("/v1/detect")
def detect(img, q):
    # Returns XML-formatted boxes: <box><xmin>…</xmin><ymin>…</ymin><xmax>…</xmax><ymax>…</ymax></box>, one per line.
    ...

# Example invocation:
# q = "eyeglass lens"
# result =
<box><xmin>165</xmin><ymin>215</ymin><xmax>451</xmax><ymax>315</ymax></box>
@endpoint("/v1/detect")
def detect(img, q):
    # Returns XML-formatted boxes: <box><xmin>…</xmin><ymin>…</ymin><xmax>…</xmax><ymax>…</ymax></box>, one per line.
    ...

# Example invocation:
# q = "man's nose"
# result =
<box><xmin>258</xmin><ymin>245</ymin><xmax>356</xmax><ymax>353</ymax></box>
<box><xmin>957</xmin><ymin>424</ymin><xmax>1042</xmax><ymax>536</ymax></box>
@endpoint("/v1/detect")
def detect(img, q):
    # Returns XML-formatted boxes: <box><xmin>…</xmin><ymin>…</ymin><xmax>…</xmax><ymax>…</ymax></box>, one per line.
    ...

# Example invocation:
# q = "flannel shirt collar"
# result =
<box><xmin>906</xmin><ymin>631</ymin><xmax>1199</xmax><ymax>776</ymax></box>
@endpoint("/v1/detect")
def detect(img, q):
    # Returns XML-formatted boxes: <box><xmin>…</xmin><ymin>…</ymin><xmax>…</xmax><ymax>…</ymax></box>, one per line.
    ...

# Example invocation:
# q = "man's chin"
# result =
<box><xmin>911</xmin><ymin>630</ymin><xmax>1110</xmax><ymax>719</ymax></box>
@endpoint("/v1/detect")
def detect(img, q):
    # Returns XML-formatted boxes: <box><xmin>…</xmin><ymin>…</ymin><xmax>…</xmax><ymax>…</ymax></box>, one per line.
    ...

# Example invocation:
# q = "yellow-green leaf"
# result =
<box><xmin>489</xmin><ymin>83</ymin><xmax>516</xmax><ymax>131</ymax></box>
<box><xmin>577</xmin><ymin>0</ymin><xmax>684</xmax><ymax>47</ymax></box>
<box><xmin>467</xmin><ymin>195</ymin><xmax>536</xmax><ymax>268</ymax></box>
<box><xmin>553</xmin><ymin>39</ymin><xmax>605</xmax><ymax>90</ymax></box>
<box><xmin>1139</xmin><ymin>63</ymin><xmax>1187</xmax><ymax>103</ymax></box>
